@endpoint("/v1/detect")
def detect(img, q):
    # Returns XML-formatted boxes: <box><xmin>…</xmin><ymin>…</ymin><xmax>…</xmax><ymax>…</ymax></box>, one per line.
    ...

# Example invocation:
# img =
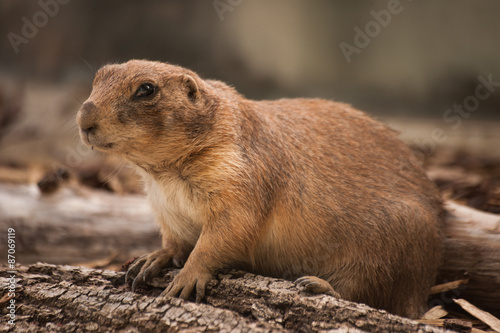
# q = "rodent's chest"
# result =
<box><xmin>143</xmin><ymin>173</ymin><xmax>204</xmax><ymax>245</ymax></box>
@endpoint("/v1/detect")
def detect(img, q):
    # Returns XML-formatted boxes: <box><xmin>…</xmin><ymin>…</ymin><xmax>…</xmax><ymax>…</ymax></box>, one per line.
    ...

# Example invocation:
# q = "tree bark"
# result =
<box><xmin>0</xmin><ymin>263</ymin><xmax>446</xmax><ymax>333</ymax></box>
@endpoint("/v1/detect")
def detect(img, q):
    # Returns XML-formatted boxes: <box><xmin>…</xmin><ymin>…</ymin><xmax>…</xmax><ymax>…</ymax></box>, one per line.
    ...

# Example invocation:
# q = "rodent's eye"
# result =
<box><xmin>134</xmin><ymin>83</ymin><xmax>156</xmax><ymax>99</ymax></box>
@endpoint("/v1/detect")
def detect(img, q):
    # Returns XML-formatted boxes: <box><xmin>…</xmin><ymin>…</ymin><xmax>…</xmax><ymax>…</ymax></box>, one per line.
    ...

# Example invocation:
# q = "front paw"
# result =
<box><xmin>125</xmin><ymin>248</ymin><xmax>181</xmax><ymax>292</ymax></box>
<box><xmin>162</xmin><ymin>267</ymin><xmax>213</xmax><ymax>302</ymax></box>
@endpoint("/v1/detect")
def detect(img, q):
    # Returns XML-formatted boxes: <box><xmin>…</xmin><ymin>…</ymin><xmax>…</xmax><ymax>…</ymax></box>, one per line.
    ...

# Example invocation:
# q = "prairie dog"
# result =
<box><xmin>76</xmin><ymin>59</ymin><xmax>442</xmax><ymax>318</ymax></box>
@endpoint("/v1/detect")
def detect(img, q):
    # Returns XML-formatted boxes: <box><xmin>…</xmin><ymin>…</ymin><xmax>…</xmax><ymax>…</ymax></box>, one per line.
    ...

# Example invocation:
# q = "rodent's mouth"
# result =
<box><xmin>94</xmin><ymin>142</ymin><xmax>115</xmax><ymax>150</ymax></box>
<box><xmin>88</xmin><ymin>141</ymin><xmax>115</xmax><ymax>152</ymax></box>
<box><xmin>80</xmin><ymin>132</ymin><xmax>115</xmax><ymax>151</ymax></box>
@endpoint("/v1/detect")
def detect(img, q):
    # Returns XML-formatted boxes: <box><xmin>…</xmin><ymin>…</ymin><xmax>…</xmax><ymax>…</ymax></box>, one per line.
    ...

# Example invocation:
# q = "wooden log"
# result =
<box><xmin>0</xmin><ymin>183</ymin><xmax>160</xmax><ymax>264</ymax></box>
<box><xmin>436</xmin><ymin>202</ymin><xmax>500</xmax><ymax>317</ymax></box>
<box><xmin>0</xmin><ymin>263</ymin><xmax>446</xmax><ymax>332</ymax></box>
<box><xmin>0</xmin><ymin>264</ymin><xmax>285</xmax><ymax>332</ymax></box>
<box><xmin>0</xmin><ymin>183</ymin><xmax>499</xmax><ymax>316</ymax></box>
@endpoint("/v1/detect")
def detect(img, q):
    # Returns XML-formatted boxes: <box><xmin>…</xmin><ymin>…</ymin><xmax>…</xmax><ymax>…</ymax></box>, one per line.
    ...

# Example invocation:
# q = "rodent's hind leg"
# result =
<box><xmin>125</xmin><ymin>248</ymin><xmax>181</xmax><ymax>292</ymax></box>
<box><xmin>295</xmin><ymin>276</ymin><xmax>341</xmax><ymax>298</ymax></box>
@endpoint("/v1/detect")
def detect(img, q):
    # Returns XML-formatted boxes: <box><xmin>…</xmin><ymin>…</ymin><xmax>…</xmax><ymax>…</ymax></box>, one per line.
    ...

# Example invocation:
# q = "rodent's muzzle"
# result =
<box><xmin>76</xmin><ymin>101</ymin><xmax>101</xmax><ymax>147</ymax></box>
<box><xmin>77</xmin><ymin>101</ymin><xmax>98</xmax><ymax>130</ymax></box>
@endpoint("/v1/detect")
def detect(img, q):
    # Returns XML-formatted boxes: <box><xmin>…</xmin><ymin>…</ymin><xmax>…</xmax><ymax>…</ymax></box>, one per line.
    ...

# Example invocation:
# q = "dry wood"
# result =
<box><xmin>453</xmin><ymin>299</ymin><xmax>500</xmax><ymax>333</ymax></box>
<box><xmin>470</xmin><ymin>328</ymin><xmax>490</xmax><ymax>333</ymax></box>
<box><xmin>430</xmin><ymin>279</ymin><xmax>470</xmax><ymax>295</ymax></box>
<box><xmin>0</xmin><ymin>293</ymin><xmax>14</xmax><ymax>305</ymax></box>
<box><xmin>0</xmin><ymin>165</ymin><xmax>42</xmax><ymax>184</ymax></box>
<box><xmin>418</xmin><ymin>319</ymin><xmax>473</xmax><ymax>333</ymax></box>
<box><xmin>0</xmin><ymin>263</ymin><xmax>447</xmax><ymax>333</ymax></box>
<box><xmin>422</xmin><ymin>306</ymin><xmax>449</xmax><ymax>320</ymax></box>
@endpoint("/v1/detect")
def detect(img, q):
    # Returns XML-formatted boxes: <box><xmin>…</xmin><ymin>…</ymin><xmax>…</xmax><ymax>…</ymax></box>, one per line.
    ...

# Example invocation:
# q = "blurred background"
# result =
<box><xmin>1</xmin><ymin>2</ymin><xmax>500</xmax><ymax>318</ymax></box>
<box><xmin>1</xmin><ymin>0</ymin><xmax>500</xmax><ymax>169</ymax></box>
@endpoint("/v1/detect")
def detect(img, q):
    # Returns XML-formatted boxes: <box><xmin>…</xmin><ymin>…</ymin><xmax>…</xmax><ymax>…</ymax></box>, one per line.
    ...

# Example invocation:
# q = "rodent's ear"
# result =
<box><xmin>181</xmin><ymin>75</ymin><xmax>200</xmax><ymax>101</ymax></box>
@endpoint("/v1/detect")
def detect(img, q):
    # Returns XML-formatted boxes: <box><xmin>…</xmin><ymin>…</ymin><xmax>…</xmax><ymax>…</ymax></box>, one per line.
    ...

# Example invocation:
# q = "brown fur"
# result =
<box><xmin>76</xmin><ymin>59</ymin><xmax>442</xmax><ymax>318</ymax></box>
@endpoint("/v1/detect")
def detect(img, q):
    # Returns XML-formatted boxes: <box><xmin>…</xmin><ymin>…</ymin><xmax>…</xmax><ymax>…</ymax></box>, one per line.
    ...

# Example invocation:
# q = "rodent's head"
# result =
<box><xmin>76</xmin><ymin>60</ymin><xmax>215</xmax><ymax>167</ymax></box>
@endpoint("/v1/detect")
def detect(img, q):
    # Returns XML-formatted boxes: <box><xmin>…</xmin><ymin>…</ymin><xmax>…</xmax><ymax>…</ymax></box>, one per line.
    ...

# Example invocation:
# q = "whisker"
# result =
<box><xmin>62</xmin><ymin>116</ymin><xmax>79</xmax><ymax>136</ymax></box>
<box><xmin>101</xmin><ymin>160</ymin><xmax>126</xmax><ymax>188</ymax></box>
<box><xmin>77</xmin><ymin>54</ymin><xmax>96</xmax><ymax>73</ymax></box>
<box><xmin>62</xmin><ymin>87</ymin><xmax>85</xmax><ymax>105</ymax></box>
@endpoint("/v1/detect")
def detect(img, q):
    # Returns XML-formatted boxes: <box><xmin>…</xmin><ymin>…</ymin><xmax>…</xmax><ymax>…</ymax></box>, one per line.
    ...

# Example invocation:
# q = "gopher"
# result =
<box><xmin>76</xmin><ymin>59</ymin><xmax>442</xmax><ymax>318</ymax></box>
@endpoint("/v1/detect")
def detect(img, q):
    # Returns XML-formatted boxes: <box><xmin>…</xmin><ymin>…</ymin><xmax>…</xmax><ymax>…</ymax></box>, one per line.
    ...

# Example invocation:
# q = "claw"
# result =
<box><xmin>131</xmin><ymin>273</ymin><xmax>144</xmax><ymax>292</ymax></box>
<box><xmin>295</xmin><ymin>276</ymin><xmax>341</xmax><ymax>298</ymax></box>
<box><xmin>125</xmin><ymin>255</ymin><xmax>147</xmax><ymax>284</ymax></box>
<box><xmin>172</xmin><ymin>257</ymin><xmax>184</xmax><ymax>268</ymax></box>
<box><xmin>295</xmin><ymin>276</ymin><xmax>309</xmax><ymax>287</ymax></box>
<box><xmin>125</xmin><ymin>270</ymin><xmax>133</xmax><ymax>285</ymax></box>
<box><xmin>162</xmin><ymin>268</ymin><xmax>212</xmax><ymax>302</ymax></box>
<box><xmin>143</xmin><ymin>267</ymin><xmax>154</xmax><ymax>282</ymax></box>
<box><xmin>195</xmin><ymin>279</ymin><xmax>207</xmax><ymax>303</ymax></box>
<box><xmin>125</xmin><ymin>248</ymin><xmax>177</xmax><ymax>292</ymax></box>
<box><xmin>162</xmin><ymin>281</ymin><xmax>173</xmax><ymax>297</ymax></box>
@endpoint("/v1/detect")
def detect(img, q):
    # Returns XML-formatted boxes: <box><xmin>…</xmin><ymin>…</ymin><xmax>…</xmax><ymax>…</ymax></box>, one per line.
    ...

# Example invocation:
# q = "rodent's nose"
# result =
<box><xmin>81</xmin><ymin>124</ymin><xmax>97</xmax><ymax>135</ymax></box>
<box><xmin>77</xmin><ymin>101</ymin><xmax>98</xmax><ymax>134</ymax></box>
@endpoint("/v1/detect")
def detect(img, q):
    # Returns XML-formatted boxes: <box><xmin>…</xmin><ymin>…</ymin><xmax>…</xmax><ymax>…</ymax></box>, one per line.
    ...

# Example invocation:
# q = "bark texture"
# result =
<box><xmin>0</xmin><ymin>263</ymin><xmax>449</xmax><ymax>333</ymax></box>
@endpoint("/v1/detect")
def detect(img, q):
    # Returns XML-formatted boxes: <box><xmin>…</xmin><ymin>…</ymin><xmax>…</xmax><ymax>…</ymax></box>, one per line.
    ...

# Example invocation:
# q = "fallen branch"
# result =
<box><xmin>0</xmin><ymin>263</ymin><xmax>447</xmax><ymax>332</ymax></box>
